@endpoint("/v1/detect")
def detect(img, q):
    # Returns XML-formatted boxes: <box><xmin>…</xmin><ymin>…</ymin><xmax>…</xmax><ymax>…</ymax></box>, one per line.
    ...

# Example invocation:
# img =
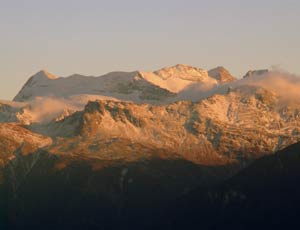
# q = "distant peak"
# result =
<box><xmin>208</xmin><ymin>66</ymin><xmax>236</xmax><ymax>83</ymax></box>
<box><xmin>174</xmin><ymin>63</ymin><xmax>194</xmax><ymax>68</ymax></box>
<box><xmin>210</xmin><ymin>66</ymin><xmax>226</xmax><ymax>71</ymax></box>
<box><xmin>34</xmin><ymin>70</ymin><xmax>58</xmax><ymax>80</ymax></box>
<box><xmin>243</xmin><ymin>69</ymin><xmax>269</xmax><ymax>79</ymax></box>
<box><xmin>158</xmin><ymin>64</ymin><xmax>202</xmax><ymax>72</ymax></box>
<box><xmin>153</xmin><ymin>64</ymin><xmax>209</xmax><ymax>81</ymax></box>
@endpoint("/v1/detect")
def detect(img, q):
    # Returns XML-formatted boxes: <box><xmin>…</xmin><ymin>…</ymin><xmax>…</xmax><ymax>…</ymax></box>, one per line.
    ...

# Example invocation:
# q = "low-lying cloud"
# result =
<box><xmin>20</xmin><ymin>97</ymin><xmax>84</xmax><ymax>124</ymax></box>
<box><xmin>234</xmin><ymin>70</ymin><xmax>300</xmax><ymax>102</ymax></box>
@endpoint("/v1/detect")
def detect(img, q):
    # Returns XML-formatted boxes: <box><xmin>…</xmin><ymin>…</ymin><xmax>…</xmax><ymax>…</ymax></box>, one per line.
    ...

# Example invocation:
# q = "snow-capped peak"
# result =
<box><xmin>12</xmin><ymin>65</ymin><xmax>235</xmax><ymax>103</ymax></box>
<box><xmin>33</xmin><ymin>70</ymin><xmax>58</xmax><ymax>80</ymax></box>
<box><xmin>139</xmin><ymin>64</ymin><xmax>219</xmax><ymax>93</ymax></box>
<box><xmin>153</xmin><ymin>64</ymin><xmax>209</xmax><ymax>81</ymax></box>
<box><xmin>13</xmin><ymin>70</ymin><xmax>58</xmax><ymax>101</ymax></box>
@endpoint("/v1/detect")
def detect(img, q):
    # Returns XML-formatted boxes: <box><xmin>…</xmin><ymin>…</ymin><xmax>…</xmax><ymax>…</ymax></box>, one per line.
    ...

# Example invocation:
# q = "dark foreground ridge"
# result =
<box><xmin>1</xmin><ymin>150</ymin><xmax>237</xmax><ymax>230</ymax></box>
<box><xmin>1</xmin><ymin>143</ymin><xmax>299</xmax><ymax>229</ymax></box>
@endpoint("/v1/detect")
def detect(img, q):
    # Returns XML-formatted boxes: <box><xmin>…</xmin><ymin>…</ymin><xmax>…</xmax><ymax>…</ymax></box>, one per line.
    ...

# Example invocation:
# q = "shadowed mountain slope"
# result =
<box><xmin>162</xmin><ymin>142</ymin><xmax>300</xmax><ymax>229</ymax></box>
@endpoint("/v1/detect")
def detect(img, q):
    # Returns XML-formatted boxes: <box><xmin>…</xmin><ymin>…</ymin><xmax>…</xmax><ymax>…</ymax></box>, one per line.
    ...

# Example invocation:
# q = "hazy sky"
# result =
<box><xmin>1</xmin><ymin>0</ymin><xmax>300</xmax><ymax>99</ymax></box>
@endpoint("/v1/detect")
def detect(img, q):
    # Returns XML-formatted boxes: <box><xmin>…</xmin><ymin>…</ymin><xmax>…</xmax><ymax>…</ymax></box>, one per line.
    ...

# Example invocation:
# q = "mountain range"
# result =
<box><xmin>13</xmin><ymin>64</ymin><xmax>235</xmax><ymax>103</ymax></box>
<box><xmin>1</xmin><ymin>64</ymin><xmax>300</xmax><ymax>229</ymax></box>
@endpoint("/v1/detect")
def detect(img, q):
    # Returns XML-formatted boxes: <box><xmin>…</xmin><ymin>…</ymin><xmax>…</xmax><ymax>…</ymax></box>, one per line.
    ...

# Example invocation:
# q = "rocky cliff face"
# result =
<box><xmin>2</xmin><ymin>66</ymin><xmax>300</xmax><ymax>176</ymax></box>
<box><xmin>208</xmin><ymin>66</ymin><xmax>236</xmax><ymax>83</ymax></box>
<box><xmin>0</xmin><ymin>123</ymin><xmax>52</xmax><ymax>184</ymax></box>
<box><xmin>38</xmin><ymin>85</ymin><xmax>300</xmax><ymax>166</ymax></box>
<box><xmin>3</xmin><ymin>78</ymin><xmax>300</xmax><ymax>172</ymax></box>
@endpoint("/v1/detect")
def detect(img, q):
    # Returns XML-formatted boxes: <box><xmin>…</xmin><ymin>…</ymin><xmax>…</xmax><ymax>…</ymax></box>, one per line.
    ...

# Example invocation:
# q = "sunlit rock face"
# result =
<box><xmin>140</xmin><ymin>64</ymin><xmax>217</xmax><ymax>93</ymax></box>
<box><xmin>208</xmin><ymin>66</ymin><xmax>237</xmax><ymax>83</ymax></box>
<box><xmin>2</xmin><ymin>66</ymin><xmax>300</xmax><ymax>167</ymax></box>
<box><xmin>45</xmin><ymin>85</ymin><xmax>300</xmax><ymax>166</ymax></box>
<box><xmin>0</xmin><ymin>123</ymin><xmax>52</xmax><ymax>159</ymax></box>
<box><xmin>0</xmin><ymin>123</ymin><xmax>51</xmax><ymax>186</ymax></box>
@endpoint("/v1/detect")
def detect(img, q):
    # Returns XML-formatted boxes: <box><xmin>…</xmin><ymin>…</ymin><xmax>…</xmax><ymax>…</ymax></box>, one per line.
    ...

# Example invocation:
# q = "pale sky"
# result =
<box><xmin>1</xmin><ymin>0</ymin><xmax>300</xmax><ymax>99</ymax></box>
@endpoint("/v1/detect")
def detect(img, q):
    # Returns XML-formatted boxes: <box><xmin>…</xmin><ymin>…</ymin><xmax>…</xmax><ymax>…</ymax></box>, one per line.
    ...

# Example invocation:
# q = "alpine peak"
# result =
<box><xmin>208</xmin><ymin>66</ymin><xmax>236</xmax><ymax>83</ymax></box>
<box><xmin>34</xmin><ymin>70</ymin><xmax>58</xmax><ymax>80</ymax></box>
<box><xmin>153</xmin><ymin>64</ymin><xmax>209</xmax><ymax>81</ymax></box>
<box><xmin>243</xmin><ymin>69</ymin><xmax>269</xmax><ymax>79</ymax></box>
